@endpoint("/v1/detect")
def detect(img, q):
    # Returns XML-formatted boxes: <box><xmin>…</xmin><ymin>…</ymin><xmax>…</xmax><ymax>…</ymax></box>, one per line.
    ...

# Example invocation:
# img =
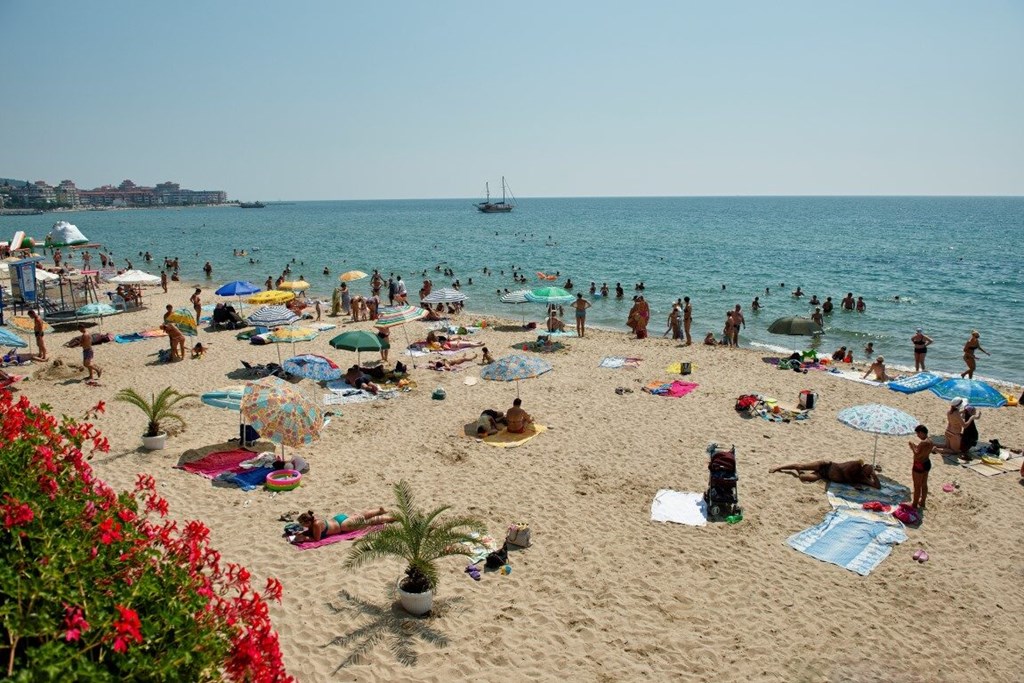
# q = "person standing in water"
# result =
<box><xmin>572</xmin><ymin>293</ymin><xmax>592</xmax><ymax>337</ymax></box>
<box><xmin>683</xmin><ymin>296</ymin><xmax>693</xmax><ymax>346</ymax></box>
<box><xmin>911</xmin><ymin>328</ymin><xmax>933</xmax><ymax>372</ymax></box>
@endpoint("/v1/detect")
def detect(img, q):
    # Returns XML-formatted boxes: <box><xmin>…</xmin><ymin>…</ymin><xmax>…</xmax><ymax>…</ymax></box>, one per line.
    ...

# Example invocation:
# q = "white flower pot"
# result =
<box><xmin>396</xmin><ymin>578</ymin><xmax>433</xmax><ymax>616</ymax></box>
<box><xmin>142</xmin><ymin>432</ymin><xmax>168</xmax><ymax>450</ymax></box>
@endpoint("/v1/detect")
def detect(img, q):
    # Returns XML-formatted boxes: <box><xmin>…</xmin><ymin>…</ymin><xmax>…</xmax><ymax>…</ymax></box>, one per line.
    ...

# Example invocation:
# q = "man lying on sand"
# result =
<box><xmin>770</xmin><ymin>459</ymin><xmax>880</xmax><ymax>488</ymax></box>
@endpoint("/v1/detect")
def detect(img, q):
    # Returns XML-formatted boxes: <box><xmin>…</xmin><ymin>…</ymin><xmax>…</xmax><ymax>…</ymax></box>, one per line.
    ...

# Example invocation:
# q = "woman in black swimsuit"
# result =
<box><xmin>960</xmin><ymin>330</ymin><xmax>989</xmax><ymax>379</ymax></box>
<box><xmin>911</xmin><ymin>328</ymin><xmax>933</xmax><ymax>372</ymax></box>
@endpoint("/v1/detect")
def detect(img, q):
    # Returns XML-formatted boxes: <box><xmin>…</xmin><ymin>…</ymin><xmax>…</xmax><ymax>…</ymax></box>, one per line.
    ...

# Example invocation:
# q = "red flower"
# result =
<box><xmin>63</xmin><ymin>604</ymin><xmax>90</xmax><ymax>642</ymax></box>
<box><xmin>98</xmin><ymin>517</ymin><xmax>123</xmax><ymax>545</ymax></box>
<box><xmin>111</xmin><ymin>604</ymin><xmax>143</xmax><ymax>652</ymax></box>
<box><xmin>1</xmin><ymin>496</ymin><xmax>34</xmax><ymax>529</ymax></box>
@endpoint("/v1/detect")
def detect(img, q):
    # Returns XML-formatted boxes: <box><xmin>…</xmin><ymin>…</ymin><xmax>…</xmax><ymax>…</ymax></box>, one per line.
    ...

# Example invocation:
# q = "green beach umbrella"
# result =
<box><xmin>329</xmin><ymin>329</ymin><xmax>385</xmax><ymax>365</ymax></box>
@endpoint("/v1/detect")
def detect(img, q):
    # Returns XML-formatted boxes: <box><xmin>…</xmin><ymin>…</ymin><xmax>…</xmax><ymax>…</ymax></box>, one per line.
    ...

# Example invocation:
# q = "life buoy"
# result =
<box><xmin>265</xmin><ymin>469</ymin><xmax>302</xmax><ymax>491</ymax></box>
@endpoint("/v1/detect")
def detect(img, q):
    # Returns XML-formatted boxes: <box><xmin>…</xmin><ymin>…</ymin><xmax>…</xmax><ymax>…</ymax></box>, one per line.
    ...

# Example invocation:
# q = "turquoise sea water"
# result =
<box><xmin>4</xmin><ymin>197</ymin><xmax>1022</xmax><ymax>382</ymax></box>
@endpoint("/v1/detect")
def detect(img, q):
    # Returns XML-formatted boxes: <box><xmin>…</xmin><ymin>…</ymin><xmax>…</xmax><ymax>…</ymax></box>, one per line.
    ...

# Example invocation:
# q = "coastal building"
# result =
<box><xmin>1</xmin><ymin>176</ymin><xmax>228</xmax><ymax>209</ymax></box>
<box><xmin>55</xmin><ymin>180</ymin><xmax>81</xmax><ymax>207</ymax></box>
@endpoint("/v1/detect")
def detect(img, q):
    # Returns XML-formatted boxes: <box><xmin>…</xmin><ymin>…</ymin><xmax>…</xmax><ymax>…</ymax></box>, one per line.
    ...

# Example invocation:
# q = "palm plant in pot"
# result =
<box><xmin>114</xmin><ymin>386</ymin><xmax>197</xmax><ymax>450</ymax></box>
<box><xmin>344</xmin><ymin>480</ymin><xmax>486</xmax><ymax>616</ymax></box>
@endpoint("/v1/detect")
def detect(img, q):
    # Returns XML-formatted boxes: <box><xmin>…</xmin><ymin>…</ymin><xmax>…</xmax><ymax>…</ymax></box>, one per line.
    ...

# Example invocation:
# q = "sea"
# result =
<box><xmin>3</xmin><ymin>197</ymin><xmax>1022</xmax><ymax>383</ymax></box>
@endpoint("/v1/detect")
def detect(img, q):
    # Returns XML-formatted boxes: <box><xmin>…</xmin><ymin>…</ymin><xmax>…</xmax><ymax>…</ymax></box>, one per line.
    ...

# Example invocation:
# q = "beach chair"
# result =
<box><xmin>240</xmin><ymin>360</ymin><xmax>288</xmax><ymax>379</ymax></box>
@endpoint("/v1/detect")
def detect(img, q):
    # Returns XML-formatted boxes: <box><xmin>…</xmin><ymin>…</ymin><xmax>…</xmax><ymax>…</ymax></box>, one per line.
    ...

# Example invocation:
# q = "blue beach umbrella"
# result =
<box><xmin>201</xmin><ymin>386</ymin><xmax>245</xmax><ymax>411</ymax></box>
<box><xmin>282</xmin><ymin>354</ymin><xmax>342</xmax><ymax>382</ymax></box>
<box><xmin>480</xmin><ymin>354</ymin><xmax>553</xmax><ymax>398</ymax></box>
<box><xmin>929</xmin><ymin>378</ymin><xmax>1007</xmax><ymax>409</ymax></box>
<box><xmin>75</xmin><ymin>302</ymin><xmax>119</xmax><ymax>329</ymax></box>
<box><xmin>216</xmin><ymin>281</ymin><xmax>261</xmax><ymax>297</ymax></box>
<box><xmin>0</xmin><ymin>327</ymin><xmax>28</xmax><ymax>349</ymax></box>
<box><xmin>837</xmin><ymin>403</ymin><xmax>920</xmax><ymax>467</ymax></box>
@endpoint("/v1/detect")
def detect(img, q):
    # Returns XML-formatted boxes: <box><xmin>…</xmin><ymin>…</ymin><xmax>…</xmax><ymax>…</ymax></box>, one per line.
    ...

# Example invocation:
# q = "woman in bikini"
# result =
<box><xmin>942</xmin><ymin>397</ymin><xmax>966</xmax><ymax>453</ymax></box>
<box><xmin>909</xmin><ymin>425</ymin><xmax>934</xmax><ymax>509</ymax></box>
<box><xmin>960</xmin><ymin>330</ymin><xmax>989</xmax><ymax>379</ymax></box>
<box><xmin>770</xmin><ymin>460</ymin><xmax>880</xmax><ymax>488</ymax></box>
<box><xmin>294</xmin><ymin>507</ymin><xmax>396</xmax><ymax>542</ymax></box>
<box><xmin>911</xmin><ymin>328</ymin><xmax>933</xmax><ymax>372</ymax></box>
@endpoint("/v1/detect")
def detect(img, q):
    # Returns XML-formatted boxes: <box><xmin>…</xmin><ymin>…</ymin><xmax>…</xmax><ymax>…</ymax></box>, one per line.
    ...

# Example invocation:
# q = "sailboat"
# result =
<box><xmin>475</xmin><ymin>177</ymin><xmax>515</xmax><ymax>213</ymax></box>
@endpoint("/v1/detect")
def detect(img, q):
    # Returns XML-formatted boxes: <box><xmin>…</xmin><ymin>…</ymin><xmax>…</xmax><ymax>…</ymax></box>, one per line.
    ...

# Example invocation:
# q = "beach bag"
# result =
<box><xmin>893</xmin><ymin>503</ymin><xmax>920</xmax><ymax>526</ymax></box>
<box><xmin>485</xmin><ymin>545</ymin><xmax>509</xmax><ymax>569</ymax></box>
<box><xmin>799</xmin><ymin>390</ymin><xmax>817</xmax><ymax>410</ymax></box>
<box><xmin>505</xmin><ymin>522</ymin><xmax>531</xmax><ymax>548</ymax></box>
<box><xmin>680</xmin><ymin>362</ymin><xmax>692</xmax><ymax>376</ymax></box>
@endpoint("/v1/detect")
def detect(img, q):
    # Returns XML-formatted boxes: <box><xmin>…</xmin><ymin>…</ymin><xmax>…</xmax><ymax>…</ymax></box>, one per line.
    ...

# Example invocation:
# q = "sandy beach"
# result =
<box><xmin>9</xmin><ymin>278</ymin><xmax>1024</xmax><ymax>682</ymax></box>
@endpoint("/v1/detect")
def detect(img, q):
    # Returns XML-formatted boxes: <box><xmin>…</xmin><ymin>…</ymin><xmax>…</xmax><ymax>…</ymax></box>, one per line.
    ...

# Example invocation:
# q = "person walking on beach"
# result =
<box><xmin>960</xmin><ymin>331</ymin><xmax>989</xmax><ymax>379</ymax></box>
<box><xmin>572</xmin><ymin>293</ymin><xmax>592</xmax><ymax>337</ymax></box>
<box><xmin>911</xmin><ymin>328</ymin><xmax>933</xmax><ymax>372</ymax></box>
<box><xmin>683</xmin><ymin>296</ymin><xmax>693</xmax><ymax>346</ymax></box>
<box><xmin>190</xmin><ymin>288</ymin><xmax>202</xmax><ymax>325</ymax></box>
<box><xmin>909</xmin><ymin>425</ymin><xmax>934</xmax><ymax>509</ymax></box>
<box><xmin>160</xmin><ymin>270</ymin><xmax>168</xmax><ymax>293</ymax></box>
<box><xmin>77</xmin><ymin>324</ymin><xmax>101</xmax><ymax>382</ymax></box>
<box><xmin>28</xmin><ymin>310</ymin><xmax>47</xmax><ymax>361</ymax></box>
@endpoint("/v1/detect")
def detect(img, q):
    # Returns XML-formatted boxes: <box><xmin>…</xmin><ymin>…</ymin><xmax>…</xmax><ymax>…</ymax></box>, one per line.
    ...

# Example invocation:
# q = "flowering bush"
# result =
<box><xmin>0</xmin><ymin>390</ymin><xmax>292</xmax><ymax>681</ymax></box>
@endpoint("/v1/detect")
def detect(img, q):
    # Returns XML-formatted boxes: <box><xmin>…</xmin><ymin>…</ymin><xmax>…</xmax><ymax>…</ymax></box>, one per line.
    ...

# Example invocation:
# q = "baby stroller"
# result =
<box><xmin>703</xmin><ymin>443</ymin><xmax>740</xmax><ymax>519</ymax></box>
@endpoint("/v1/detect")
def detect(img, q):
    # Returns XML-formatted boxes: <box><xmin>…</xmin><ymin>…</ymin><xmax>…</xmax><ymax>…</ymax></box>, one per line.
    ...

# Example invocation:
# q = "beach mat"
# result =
<box><xmin>787</xmin><ymin>508</ymin><xmax>907</xmax><ymax>576</ymax></box>
<box><xmin>481</xmin><ymin>424</ymin><xmax>547</xmax><ymax>448</ymax></box>
<box><xmin>962</xmin><ymin>455</ymin><xmax>1024</xmax><ymax>477</ymax></box>
<box><xmin>651</xmin><ymin>490</ymin><xmax>707</xmax><ymax>526</ymax></box>
<box><xmin>643</xmin><ymin>380</ymin><xmax>699</xmax><ymax>397</ymax></box>
<box><xmin>176</xmin><ymin>448</ymin><xmax>253</xmax><ymax>478</ymax></box>
<box><xmin>827</xmin><ymin>475</ymin><xmax>910</xmax><ymax>509</ymax></box>
<box><xmin>888</xmin><ymin>372</ymin><xmax>942</xmax><ymax>394</ymax></box>
<box><xmin>214</xmin><ymin>467</ymin><xmax>273</xmax><ymax>491</ymax></box>
<box><xmin>291</xmin><ymin>524</ymin><xmax>381</xmax><ymax>550</ymax></box>
<box><xmin>600</xmin><ymin>356</ymin><xmax>642</xmax><ymax>369</ymax></box>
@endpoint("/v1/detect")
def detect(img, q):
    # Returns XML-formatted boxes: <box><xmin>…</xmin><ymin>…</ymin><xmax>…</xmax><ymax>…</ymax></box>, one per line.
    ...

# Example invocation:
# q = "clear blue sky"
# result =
<box><xmin>2</xmin><ymin>1</ymin><xmax>1022</xmax><ymax>200</ymax></box>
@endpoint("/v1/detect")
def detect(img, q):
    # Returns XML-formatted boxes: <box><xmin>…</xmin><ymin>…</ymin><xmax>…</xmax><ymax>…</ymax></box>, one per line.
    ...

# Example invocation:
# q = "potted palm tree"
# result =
<box><xmin>114</xmin><ymin>386</ymin><xmax>197</xmax><ymax>450</ymax></box>
<box><xmin>344</xmin><ymin>480</ymin><xmax>486</xmax><ymax>616</ymax></box>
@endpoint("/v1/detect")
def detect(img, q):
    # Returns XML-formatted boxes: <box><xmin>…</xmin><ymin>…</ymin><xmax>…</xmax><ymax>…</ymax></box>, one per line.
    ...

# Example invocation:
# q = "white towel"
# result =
<box><xmin>651</xmin><ymin>490</ymin><xmax>707</xmax><ymax>526</ymax></box>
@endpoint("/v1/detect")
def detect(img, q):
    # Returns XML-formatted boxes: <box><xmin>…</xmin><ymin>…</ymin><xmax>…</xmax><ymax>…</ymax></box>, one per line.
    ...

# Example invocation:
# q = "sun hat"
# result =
<box><xmin>950</xmin><ymin>397</ymin><xmax>964</xmax><ymax>408</ymax></box>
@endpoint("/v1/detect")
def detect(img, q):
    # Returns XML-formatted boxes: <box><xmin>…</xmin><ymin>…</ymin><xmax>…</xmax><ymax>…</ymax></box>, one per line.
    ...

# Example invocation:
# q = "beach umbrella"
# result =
<box><xmin>75</xmin><ymin>302</ymin><xmax>119</xmax><ymax>329</ymax></box>
<box><xmin>278</xmin><ymin>280</ymin><xmax>310</xmax><ymax>291</ymax></box>
<box><xmin>165</xmin><ymin>309</ymin><xmax>199</xmax><ymax>337</ymax></box>
<box><xmin>216</xmin><ymin>280</ymin><xmax>261</xmax><ymax>297</ymax></box>
<box><xmin>339</xmin><ymin>270</ymin><xmax>368</xmax><ymax>282</ymax></box>
<box><xmin>329</xmin><ymin>329</ymin><xmax>385</xmax><ymax>365</ymax></box>
<box><xmin>375</xmin><ymin>305</ymin><xmax>427</xmax><ymax>367</ymax></box>
<box><xmin>247</xmin><ymin>305</ymin><xmax>300</xmax><ymax>328</ymax></box>
<box><xmin>108</xmin><ymin>269</ymin><xmax>161</xmax><ymax>286</ymax></box>
<box><xmin>837</xmin><ymin>403</ymin><xmax>920</xmax><ymax>467</ymax></box>
<box><xmin>768</xmin><ymin>316</ymin><xmax>822</xmax><ymax>336</ymax></box>
<box><xmin>928</xmin><ymin>378</ymin><xmax>1007</xmax><ymax>408</ymax></box>
<box><xmin>241</xmin><ymin>377</ymin><xmax>324</xmax><ymax>457</ymax></box>
<box><xmin>267</xmin><ymin>326</ymin><xmax>319</xmax><ymax>362</ymax></box>
<box><xmin>422</xmin><ymin>287</ymin><xmax>467</xmax><ymax>305</ymax></box>
<box><xmin>500</xmin><ymin>290</ymin><xmax>533</xmax><ymax>325</ymax></box>
<box><xmin>201</xmin><ymin>385</ymin><xmax>247</xmax><ymax>439</ymax></box>
<box><xmin>524</xmin><ymin>287</ymin><xmax>574</xmax><ymax>305</ymax></box>
<box><xmin>282</xmin><ymin>354</ymin><xmax>342</xmax><ymax>382</ymax></box>
<box><xmin>248</xmin><ymin>290</ymin><xmax>295</xmax><ymax>305</ymax></box>
<box><xmin>480</xmin><ymin>354</ymin><xmax>552</xmax><ymax>398</ymax></box>
<box><xmin>0</xmin><ymin>327</ymin><xmax>28</xmax><ymax>349</ymax></box>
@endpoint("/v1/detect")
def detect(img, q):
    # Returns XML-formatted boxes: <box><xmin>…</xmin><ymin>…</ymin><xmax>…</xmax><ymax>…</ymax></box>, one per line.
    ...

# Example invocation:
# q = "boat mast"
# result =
<box><xmin>485</xmin><ymin>182</ymin><xmax>491</xmax><ymax>203</ymax></box>
<box><xmin>501</xmin><ymin>176</ymin><xmax>506</xmax><ymax>204</ymax></box>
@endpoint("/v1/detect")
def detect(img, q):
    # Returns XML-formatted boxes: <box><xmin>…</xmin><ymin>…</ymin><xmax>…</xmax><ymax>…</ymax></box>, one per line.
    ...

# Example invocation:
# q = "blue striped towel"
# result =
<box><xmin>787</xmin><ymin>508</ymin><xmax>907</xmax><ymax>576</ymax></box>
<box><xmin>827</xmin><ymin>476</ymin><xmax>910</xmax><ymax>508</ymax></box>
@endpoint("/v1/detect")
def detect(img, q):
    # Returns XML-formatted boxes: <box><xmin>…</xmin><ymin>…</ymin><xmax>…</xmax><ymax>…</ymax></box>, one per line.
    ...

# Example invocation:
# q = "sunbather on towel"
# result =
<box><xmin>506</xmin><ymin>398</ymin><xmax>534</xmax><ymax>434</ymax></box>
<box><xmin>293</xmin><ymin>507</ymin><xmax>396</xmax><ymax>542</ymax></box>
<box><xmin>428</xmin><ymin>352</ymin><xmax>477</xmax><ymax>370</ymax></box>
<box><xmin>344</xmin><ymin>365</ymin><xmax>380</xmax><ymax>394</ymax></box>
<box><xmin>770</xmin><ymin>459</ymin><xmax>880</xmax><ymax>488</ymax></box>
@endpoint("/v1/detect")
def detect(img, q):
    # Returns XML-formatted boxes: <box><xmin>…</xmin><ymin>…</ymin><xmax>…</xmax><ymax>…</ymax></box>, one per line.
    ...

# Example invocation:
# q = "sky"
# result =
<box><xmin>1</xmin><ymin>1</ymin><xmax>1022</xmax><ymax>200</ymax></box>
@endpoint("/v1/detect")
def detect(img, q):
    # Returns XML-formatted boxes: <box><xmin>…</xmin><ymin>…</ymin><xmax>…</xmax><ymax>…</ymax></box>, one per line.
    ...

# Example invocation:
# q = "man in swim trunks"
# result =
<box><xmin>572</xmin><ymin>293</ymin><xmax>592</xmax><ymax>337</ymax></box>
<box><xmin>683</xmin><ymin>296</ymin><xmax>693</xmax><ymax>346</ymax></box>
<box><xmin>294</xmin><ymin>507</ymin><xmax>396</xmax><ymax>542</ymax></box>
<box><xmin>841</xmin><ymin>292</ymin><xmax>855</xmax><ymax>310</ymax></box>
<box><xmin>29</xmin><ymin>310</ymin><xmax>47</xmax><ymax>361</ymax></box>
<box><xmin>770</xmin><ymin>459</ymin><xmax>880</xmax><ymax>488</ymax></box>
<box><xmin>822</xmin><ymin>296</ymin><xmax>833</xmax><ymax>314</ymax></box>
<box><xmin>77</xmin><ymin>324</ymin><xmax>102</xmax><ymax>381</ymax></box>
<box><xmin>344</xmin><ymin>365</ymin><xmax>380</xmax><ymax>394</ymax></box>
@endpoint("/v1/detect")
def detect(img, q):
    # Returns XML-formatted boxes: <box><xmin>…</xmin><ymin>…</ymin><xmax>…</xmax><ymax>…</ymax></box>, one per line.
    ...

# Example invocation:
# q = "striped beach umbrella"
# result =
<box><xmin>267</xmin><ymin>326</ymin><xmax>318</xmax><ymax>362</ymax></box>
<box><xmin>500</xmin><ymin>290</ymin><xmax>533</xmax><ymax>325</ymax></box>
<box><xmin>375</xmin><ymin>305</ymin><xmax>428</xmax><ymax>328</ymax></box>
<box><xmin>165</xmin><ymin>309</ymin><xmax>199</xmax><ymax>337</ymax></box>
<box><xmin>422</xmin><ymin>287</ymin><xmax>467</xmax><ymax>304</ymax></box>
<box><xmin>247</xmin><ymin>305</ymin><xmax>300</xmax><ymax>328</ymax></box>
<box><xmin>480</xmin><ymin>354</ymin><xmax>553</xmax><ymax>398</ymax></box>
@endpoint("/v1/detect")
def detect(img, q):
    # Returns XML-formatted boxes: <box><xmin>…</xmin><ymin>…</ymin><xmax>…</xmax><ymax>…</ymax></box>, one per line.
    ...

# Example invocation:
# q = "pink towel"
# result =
<box><xmin>667</xmin><ymin>380</ymin><xmax>699</xmax><ymax>397</ymax></box>
<box><xmin>291</xmin><ymin>524</ymin><xmax>381</xmax><ymax>550</ymax></box>
<box><xmin>177</xmin><ymin>449</ymin><xmax>253</xmax><ymax>478</ymax></box>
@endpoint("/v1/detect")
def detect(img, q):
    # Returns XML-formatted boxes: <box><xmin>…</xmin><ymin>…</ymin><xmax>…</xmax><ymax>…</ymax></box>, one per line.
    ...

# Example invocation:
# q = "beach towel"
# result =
<box><xmin>758</xmin><ymin>397</ymin><xmax>810</xmax><ymax>422</ymax></box>
<box><xmin>115</xmin><ymin>333</ymin><xmax>148</xmax><ymax>343</ymax></box>
<box><xmin>827</xmin><ymin>475</ymin><xmax>910</xmax><ymax>510</ymax></box>
<box><xmin>176</xmin><ymin>448</ymin><xmax>253</xmax><ymax>478</ymax></box>
<box><xmin>324</xmin><ymin>380</ymin><xmax>382</xmax><ymax>403</ymax></box>
<box><xmin>309</xmin><ymin>322</ymin><xmax>337</xmax><ymax>331</ymax></box>
<box><xmin>457</xmin><ymin>534</ymin><xmax>501</xmax><ymax>564</ymax></box>
<box><xmin>600</xmin><ymin>356</ymin><xmax>642</xmax><ymax>369</ymax></box>
<box><xmin>291</xmin><ymin>524</ymin><xmax>381</xmax><ymax>550</ymax></box>
<box><xmin>516</xmin><ymin>340</ymin><xmax>565</xmax><ymax>353</ymax></box>
<box><xmin>651</xmin><ymin>490</ymin><xmax>707</xmax><ymax>526</ymax></box>
<box><xmin>826</xmin><ymin>368</ymin><xmax>884</xmax><ymax>386</ymax></box>
<box><xmin>787</xmin><ymin>508</ymin><xmax>907</xmax><ymax>576</ymax></box>
<box><xmin>960</xmin><ymin>453</ymin><xmax>1024</xmax><ymax>477</ymax></box>
<box><xmin>546</xmin><ymin>329</ymin><xmax>578</xmax><ymax>337</ymax></box>
<box><xmin>643</xmin><ymin>380</ymin><xmax>699</xmax><ymax>397</ymax></box>
<box><xmin>888</xmin><ymin>372</ymin><xmax>942</xmax><ymax>394</ymax></box>
<box><xmin>481</xmin><ymin>424</ymin><xmax>547</xmax><ymax>448</ymax></box>
<box><xmin>214</xmin><ymin>467</ymin><xmax>273</xmax><ymax>491</ymax></box>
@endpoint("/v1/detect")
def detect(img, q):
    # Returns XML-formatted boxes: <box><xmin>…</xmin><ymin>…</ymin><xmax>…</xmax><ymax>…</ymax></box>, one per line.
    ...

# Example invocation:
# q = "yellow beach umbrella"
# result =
<box><xmin>278</xmin><ymin>280</ymin><xmax>310</xmax><ymax>291</ymax></box>
<box><xmin>8</xmin><ymin>316</ymin><xmax>53</xmax><ymax>334</ymax></box>
<box><xmin>248</xmin><ymin>290</ymin><xmax>296</xmax><ymax>305</ymax></box>
<box><xmin>339</xmin><ymin>270</ymin><xmax>368</xmax><ymax>282</ymax></box>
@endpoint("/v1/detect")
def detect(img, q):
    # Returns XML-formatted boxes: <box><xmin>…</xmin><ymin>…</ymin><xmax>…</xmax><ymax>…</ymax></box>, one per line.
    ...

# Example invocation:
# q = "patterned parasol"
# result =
<box><xmin>241</xmin><ymin>377</ymin><xmax>324</xmax><ymax>455</ymax></box>
<box><xmin>248</xmin><ymin>290</ymin><xmax>295</xmax><ymax>305</ymax></box>
<box><xmin>9</xmin><ymin>316</ymin><xmax>52</xmax><ymax>334</ymax></box>
<box><xmin>165</xmin><ymin>309</ymin><xmax>198</xmax><ymax>337</ymax></box>
<box><xmin>837</xmin><ymin>403</ymin><xmax>920</xmax><ymax>467</ymax></box>
<box><xmin>282</xmin><ymin>354</ymin><xmax>342</xmax><ymax>382</ymax></box>
<box><xmin>480</xmin><ymin>354</ymin><xmax>553</xmax><ymax>398</ymax></box>
<box><xmin>928</xmin><ymin>378</ymin><xmax>1007</xmax><ymax>409</ymax></box>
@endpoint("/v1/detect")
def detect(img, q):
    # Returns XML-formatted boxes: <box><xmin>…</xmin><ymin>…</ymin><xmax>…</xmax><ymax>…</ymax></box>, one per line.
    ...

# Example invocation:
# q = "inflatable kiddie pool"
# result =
<box><xmin>265</xmin><ymin>469</ymin><xmax>302</xmax><ymax>491</ymax></box>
